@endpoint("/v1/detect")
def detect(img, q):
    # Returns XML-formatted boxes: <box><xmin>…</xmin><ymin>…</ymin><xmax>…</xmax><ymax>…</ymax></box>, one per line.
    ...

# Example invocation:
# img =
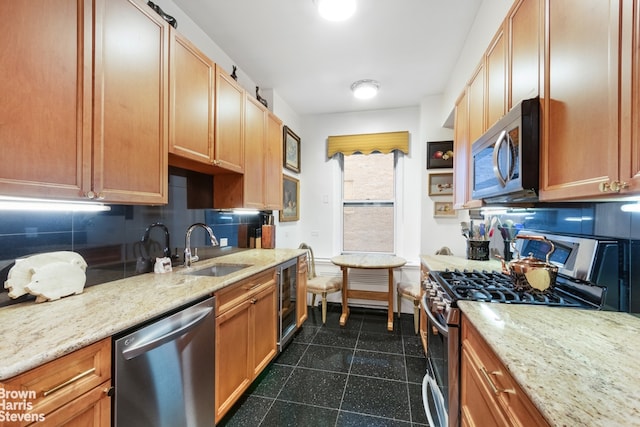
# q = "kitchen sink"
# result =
<box><xmin>186</xmin><ymin>263</ymin><xmax>253</xmax><ymax>277</ymax></box>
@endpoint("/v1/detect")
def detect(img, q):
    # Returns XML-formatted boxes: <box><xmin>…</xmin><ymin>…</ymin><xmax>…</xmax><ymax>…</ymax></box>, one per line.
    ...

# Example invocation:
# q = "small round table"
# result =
<box><xmin>331</xmin><ymin>254</ymin><xmax>407</xmax><ymax>331</ymax></box>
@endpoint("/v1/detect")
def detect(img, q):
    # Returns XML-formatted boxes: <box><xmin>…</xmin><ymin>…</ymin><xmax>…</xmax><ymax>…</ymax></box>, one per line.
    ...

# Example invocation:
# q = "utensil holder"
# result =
<box><xmin>467</xmin><ymin>240</ymin><xmax>490</xmax><ymax>261</ymax></box>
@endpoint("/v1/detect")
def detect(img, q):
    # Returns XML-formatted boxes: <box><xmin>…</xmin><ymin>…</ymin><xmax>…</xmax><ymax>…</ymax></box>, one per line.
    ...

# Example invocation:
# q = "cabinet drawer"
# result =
<box><xmin>3</xmin><ymin>339</ymin><xmax>111</xmax><ymax>425</ymax></box>
<box><xmin>215</xmin><ymin>269</ymin><xmax>276</xmax><ymax>315</ymax></box>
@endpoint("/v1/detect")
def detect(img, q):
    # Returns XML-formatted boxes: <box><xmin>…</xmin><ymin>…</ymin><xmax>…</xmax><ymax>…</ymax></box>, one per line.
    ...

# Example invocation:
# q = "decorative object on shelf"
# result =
<box><xmin>434</xmin><ymin>200</ymin><xmax>456</xmax><ymax>218</ymax></box>
<box><xmin>428</xmin><ymin>172</ymin><xmax>454</xmax><ymax>196</ymax></box>
<box><xmin>256</xmin><ymin>86</ymin><xmax>268</xmax><ymax>108</ymax></box>
<box><xmin>283</xmin><ymin>126</ymin><xmax>301</xmax><ymax>173</ymax></box>
<box><xmin>427</xmin><ymin>140</ymin><xmax>454</xmax><ymax>169</ymax></box>
<box><xmin>280</xmin><ymin>175</ymin><xmax>300</xmax><ymax>222</ymax></box>
<box><xmin>4</xmin><ymin>251</ymin><xmax>87</xmax><ymax>303</ymax></box>
<box><xmin>146</xmin><ymin>1</ymin><xmax>177</xmax><ymax>28</ymax></box>
<box><xmin>231</xmin><ymin>65</ymin><xmax>238</xmax><ymax>81</ymax></box>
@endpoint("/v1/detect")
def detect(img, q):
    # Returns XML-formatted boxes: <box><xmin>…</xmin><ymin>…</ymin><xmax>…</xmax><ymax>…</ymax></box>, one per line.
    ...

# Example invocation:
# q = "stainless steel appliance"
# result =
<box><xmin>114</xmin><ymin>296</ymin><xmax>215</xmax><ymax>427</ymax></box>
<box><xmin>277</xmin><ymin>258</ymin><xmax>298</xmax><ymax>352</ymax></box>
<box><xmin>471</xmin><ymin>97</ymin><xmax>540</xmax><ymax>204</ymax></box>
<box><xmin>421</xmin><ymin>231</ymin><xmax>614</xmax><ymax>427</ymax></box>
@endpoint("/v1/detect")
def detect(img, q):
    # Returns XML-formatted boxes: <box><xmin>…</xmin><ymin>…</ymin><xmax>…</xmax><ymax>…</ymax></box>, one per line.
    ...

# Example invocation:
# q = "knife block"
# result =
<box><xmin>261</xmin><ymin>225</ymin><xmax>275</xmax><ymax>249</ymax></box>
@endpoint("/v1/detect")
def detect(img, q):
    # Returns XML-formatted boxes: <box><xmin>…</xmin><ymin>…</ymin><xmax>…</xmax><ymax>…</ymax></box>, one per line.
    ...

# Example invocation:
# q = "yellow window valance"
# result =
<box><xmin>327</xmin><ymin>131</ymin><xmax>409</xmax><ymax>157</ymax></box>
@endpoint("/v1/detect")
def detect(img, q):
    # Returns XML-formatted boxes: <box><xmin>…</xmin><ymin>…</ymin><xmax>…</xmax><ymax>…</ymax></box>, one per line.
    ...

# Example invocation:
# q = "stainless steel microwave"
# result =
<box><xmin>471</xmin><ymin>97</ymin><xmax>540</xmax><ymax>203</ymax></box>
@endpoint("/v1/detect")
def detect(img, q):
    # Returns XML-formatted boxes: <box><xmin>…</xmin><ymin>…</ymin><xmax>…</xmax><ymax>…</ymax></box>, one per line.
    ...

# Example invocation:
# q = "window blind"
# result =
<box><xmin>327</xmin><ymin>131</ymin><xmax>409</xmax><ymax>157</ymax></box>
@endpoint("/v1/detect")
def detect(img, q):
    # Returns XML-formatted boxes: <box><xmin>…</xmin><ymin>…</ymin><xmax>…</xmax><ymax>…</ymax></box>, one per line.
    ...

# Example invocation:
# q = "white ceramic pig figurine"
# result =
<box><xmin>25</xmin><ymin>261</ymin><xmax>87</xmax><ymax>303</ymax></box>
<box><xmin>4</xmin><ymin>251</ymin><xmax>87</xmax><ymax>301</ymax></box>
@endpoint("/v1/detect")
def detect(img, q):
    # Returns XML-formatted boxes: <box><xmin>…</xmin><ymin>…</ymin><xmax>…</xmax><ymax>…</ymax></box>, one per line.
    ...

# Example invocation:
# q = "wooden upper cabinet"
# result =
<box><xmin>243</xmin><ymin>95</ymin><xmax>267</xmax><ymax>209</ymax></box>
<box><xmin>467</xmin><ymin>61</ymin><xmax>486</xmax><ymax>145</ymax></box>
<box><xmin>93</xmin><ymin>0</ymin><xmax>169</xmax><ymax>204</ymax></box>
<box><xmin>453</xmin><ymin>90</ymin><xmax>471</xmax><ymax>209</ymax></box>
<box><xmin>540</xmin><ymin>0</ymin><xmax>621</xmax><ymax>200</ymax></box>
<box><xmin>169</xmin><ymin>29</ymin><xmax>214</xmax><ymax>164</ymax></box>
<box><xmin>508</xmin><ymin>0</ymin><xmax>542</xmax><ymax>109</ymax></box>
<box><xmin>215</xmin><ymin>65</ymin><xmax>245</xmax><ymax>173</ymax></box>
<box><xmin>264</xmin><ymin>112</ymin><xmax>283</xmax><ymax>209</ymax></box>
<box><xmin>0</xmin><ymin>0</ymin><xmax>92</xmax><ymax>200</ymax></box>
<box><xmin>485</xmin><ymin>24</ymin><xmax>507</xmax><ymax>129</ymax></box>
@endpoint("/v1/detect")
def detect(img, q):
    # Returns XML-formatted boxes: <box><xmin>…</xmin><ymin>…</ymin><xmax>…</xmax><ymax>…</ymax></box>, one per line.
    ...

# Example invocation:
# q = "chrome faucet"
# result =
<box><xmin>184</xmin><ymin>223</ymin><xmax>219</xmax><ymax>268</ymax></box>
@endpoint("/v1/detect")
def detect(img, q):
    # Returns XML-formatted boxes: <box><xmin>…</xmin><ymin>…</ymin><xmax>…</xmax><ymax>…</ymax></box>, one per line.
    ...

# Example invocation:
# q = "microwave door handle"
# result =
<box><xmin>492</xmin><ymin>130</ymin><xmax>508</xmax><ymax>187</ymax></box>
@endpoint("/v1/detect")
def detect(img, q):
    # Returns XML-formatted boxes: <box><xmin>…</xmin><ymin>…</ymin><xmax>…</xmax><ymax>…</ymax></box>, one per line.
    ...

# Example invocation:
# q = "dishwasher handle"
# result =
<box><xmin>121</xmin><ymin>305</ymin><xmax>213</xmax><ymax>360</ymax></box>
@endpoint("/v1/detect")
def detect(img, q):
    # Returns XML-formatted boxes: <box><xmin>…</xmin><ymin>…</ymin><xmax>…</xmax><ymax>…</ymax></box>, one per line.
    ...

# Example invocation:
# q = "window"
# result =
<box><xmin>342</xmin><ymin>152</ymin><xmax>395</xmax><ymax>253</ymax></box>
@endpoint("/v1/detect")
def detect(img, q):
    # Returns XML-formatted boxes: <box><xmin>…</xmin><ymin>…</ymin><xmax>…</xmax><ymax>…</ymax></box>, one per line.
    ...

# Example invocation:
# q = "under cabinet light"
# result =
<box><xmin>621</xmin><ymin>202</ymin><xmax>640</xmax><ymax>213</ymax></box>
<box><xmin>232</xmin><ymin>209</ymin><xmax>260</xmax><ymax>216</ymax></box>
<box><xmin>0</xmin><ymin>196</ymin><xmax>111</xmax><ymax>212</ymax></box>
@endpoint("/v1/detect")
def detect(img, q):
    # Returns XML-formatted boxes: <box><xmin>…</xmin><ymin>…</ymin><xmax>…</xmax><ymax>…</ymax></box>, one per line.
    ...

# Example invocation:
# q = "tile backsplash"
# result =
<box><xmin>0</xmin><ymin>173</ymin><xmax>261</xmax><ymax>304</ymax></box>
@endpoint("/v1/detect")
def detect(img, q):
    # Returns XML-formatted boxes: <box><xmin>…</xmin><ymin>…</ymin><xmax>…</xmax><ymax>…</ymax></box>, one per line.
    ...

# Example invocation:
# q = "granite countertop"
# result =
<box><xmin>420</xmin><ymin>254</ymin><xmax>503</xmax><ymax>272</ymax></box>
<box><xmin>459</xmin><ymin>301</ymin><xmax>640</xmax><ymax>426</ymax></box>
<box><xmin>0</xmin><ymin>248</ymin><xmax>304</xmax><ymax>380</ymax></box>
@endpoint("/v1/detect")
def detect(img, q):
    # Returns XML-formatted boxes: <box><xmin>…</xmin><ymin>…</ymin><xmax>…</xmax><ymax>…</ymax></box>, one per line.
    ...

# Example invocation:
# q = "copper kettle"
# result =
<box><xmin>499</xmin><ymin>235</ymin><xmax>558</xmax><ymax>292</ymax></box>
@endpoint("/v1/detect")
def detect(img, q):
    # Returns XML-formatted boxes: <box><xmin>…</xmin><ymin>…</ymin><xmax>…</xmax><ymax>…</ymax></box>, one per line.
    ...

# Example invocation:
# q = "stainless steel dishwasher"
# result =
<box><xmin>114</xmin><ymin>296</ymin><xmax>215</xmax><ymax>427</ymax></box>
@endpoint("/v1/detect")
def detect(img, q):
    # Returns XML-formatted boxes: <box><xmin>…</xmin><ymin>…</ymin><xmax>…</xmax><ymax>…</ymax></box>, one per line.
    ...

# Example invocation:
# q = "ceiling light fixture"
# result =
<box><xmin>351</xmin><ymin>79</ymin><xmax>380</xmax><ymax>100</ymax></box>
<box><xmin>314</xmin><ymin>0</ymin><xmax>356</xmax><ymax>22</ymax></box>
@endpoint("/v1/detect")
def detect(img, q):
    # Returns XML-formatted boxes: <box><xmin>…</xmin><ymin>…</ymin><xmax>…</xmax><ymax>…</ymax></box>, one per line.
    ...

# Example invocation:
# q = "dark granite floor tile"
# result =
<box><xmin>357</xmin><ymin>330</ymin><xmax>405</xmax><ymax>355</ymax></box>
<box><xmin>217</xmin><ymin>395</ymin><xmax>274</xmax><ymax>427</ymax></box>
<box><xmin>398</xmin><ymin>315</ymin><xmax>419</xmax><ymax>337</ymax></box>
<box><xmin>293</xmin><ymin>325</ymin><xmax>320</xmax><ymax>343</ymax></box>
<box><xmin>341</xmin><ymin>375</ymin><xmax>411</xmax><ymax>421</ymax></box>
<box><xmin>336</xmin><ymin>411</ymin><xmax>412</xmax><ymax>427</ymax></box>
<box><xmin>245</xmin><ymin>364</ymin><xmax>294</xmax><ymax>397</ymax></box>
<box><xmin>360</xmin><ymin>310</ymin><xmax>401</xmax><ymax>335</ymax></box>
<box><xmin>278</xmin><ymin>367</ymin><xmax>348</xmax><ymax>408</ymax></box>
<box><xmin>274</xmin><ymin>342</ymin><xmax>308</xmax><ymax>366</ymax></box>
<box><xmin>349</xmin><ymin>350</ymin><xmax>407</xmax><ymax>381</ymax></box>
<box><xmin>298</xmin><ymin>344</ymin><xmax>354</xmax><ymax>373</ymax></box>
<box><xmin>312</xmin><ymin>327</ymin><xmax>360</xmax><ymax>349</ymax></box>
<box><xmin>403</xmin><ymin>334</ymin><xmax>425</xmax><ymax>358</ymax></box>
<box><xmin>405</xmin><ymin>355</ymin><xmax>428</xmax><ymax>384</ymax></box>
<box><xmin>260</xmin><ymin>400</ymin><xmax>339</xmax><ymax>427</ymax></box>
<box><xmin>408</xmin><ymin>382</ymin><xmax>429</xmax><ymax>425</ymax></box>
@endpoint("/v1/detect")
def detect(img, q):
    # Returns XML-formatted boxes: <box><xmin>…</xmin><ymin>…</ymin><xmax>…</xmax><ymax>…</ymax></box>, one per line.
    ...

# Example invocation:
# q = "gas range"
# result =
<box><xmin>427</xmin><ymin>269</ymin><xmax>606</xmax><ymax>311</ymax></box>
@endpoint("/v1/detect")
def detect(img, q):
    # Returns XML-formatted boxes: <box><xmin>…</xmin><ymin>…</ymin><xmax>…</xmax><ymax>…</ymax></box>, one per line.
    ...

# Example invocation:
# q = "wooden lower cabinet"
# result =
<box><xmin>3</xmin><ymin>339</ymin><xmax>112</xmax><ymax>427</ymax></box>
<box><xmin>214</xmin><ymin>269</ymin><xmax>277</xmax><ymax>423</ymax></box>
<box><xmin>461</xmin><ymin>316</ymin><xmax>549</xmax><ymax>427</ymax></box>
<box><xmin>297</xmin><ymin>254</ymin><xmax>308</xmax><ymax>327</ymax></box>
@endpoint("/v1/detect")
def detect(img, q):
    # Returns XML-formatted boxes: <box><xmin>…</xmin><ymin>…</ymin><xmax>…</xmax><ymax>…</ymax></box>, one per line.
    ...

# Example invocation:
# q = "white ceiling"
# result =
<box><xmin>172</xmin><ymin>0</ymin><xmax>483</xmax><ymax>116</ymax></box>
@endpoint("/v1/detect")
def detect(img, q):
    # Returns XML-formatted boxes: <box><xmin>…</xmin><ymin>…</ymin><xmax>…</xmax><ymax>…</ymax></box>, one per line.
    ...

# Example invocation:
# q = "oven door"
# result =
<box><xmin>421</xmin><ymin>294</ymin><xmax>449</xmax><ymax>427</ymax></box>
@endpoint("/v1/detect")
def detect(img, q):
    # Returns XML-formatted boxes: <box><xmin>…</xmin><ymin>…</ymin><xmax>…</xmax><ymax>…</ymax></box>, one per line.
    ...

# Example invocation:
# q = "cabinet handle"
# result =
<box><xmin>43</xmin><ymin>367</ymin><xmax>96</xmax><ymax>397</ymax></box>
<box><xmin>250</xmin><ymin>298</ymin><xmax>257</xmax><ymax>304</ymax></box>
<box><xmin>479</xmin><ymin>366</ymin><xmax>515</xmax><ymax>395</ymax></box>
<box><xmin>86</xmin><ymin>190</ymin><xmax>96</xmax><ymax>199</ymax></box>
<box><xmin>600</xmin><ymin>181</ymin><xmax>630</xmax><ymax>193</ymax></box>
<box><xmin>104</xmin><ymin>386</ymin><xmax>115</xmax><ymax>397</ymax></box>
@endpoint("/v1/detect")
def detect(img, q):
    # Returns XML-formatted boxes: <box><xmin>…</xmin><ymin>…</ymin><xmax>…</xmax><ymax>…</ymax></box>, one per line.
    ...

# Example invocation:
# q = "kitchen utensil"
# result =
<box><xmin>498</xmin><ymin>235</ymin><xmax>558</xmax><ymax>292</ymax></box>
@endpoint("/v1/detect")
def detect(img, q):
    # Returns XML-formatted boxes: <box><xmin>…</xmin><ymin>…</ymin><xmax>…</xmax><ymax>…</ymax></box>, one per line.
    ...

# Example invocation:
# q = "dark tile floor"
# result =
<box><xmin>218</xmin><ymin>303</ymin><xmax>429</xmax><ymax>427</ymax></box>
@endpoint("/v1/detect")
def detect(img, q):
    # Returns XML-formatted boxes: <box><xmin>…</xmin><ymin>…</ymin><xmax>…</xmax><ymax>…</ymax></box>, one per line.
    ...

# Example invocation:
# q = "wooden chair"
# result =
<box><xmin>299</xmin><ymin>243</ymin><xmax>342</xmax><ymax>324</ymax></box>
<box><xmin>397</xmin><ymin>247</ymin><xmax>454</xmax><ymax>334</ymax></box>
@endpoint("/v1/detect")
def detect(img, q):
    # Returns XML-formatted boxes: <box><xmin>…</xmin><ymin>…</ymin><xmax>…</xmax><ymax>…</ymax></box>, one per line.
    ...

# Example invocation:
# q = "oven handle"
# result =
<box><xmin>421</xmin><ymin>295</ymin><xmax>448</xmax><ymax>338</ymax></box>
<box><xmin>422</xmin><ymin>372</ymin><xmax>448</xmax><ymax>427</ymax></box>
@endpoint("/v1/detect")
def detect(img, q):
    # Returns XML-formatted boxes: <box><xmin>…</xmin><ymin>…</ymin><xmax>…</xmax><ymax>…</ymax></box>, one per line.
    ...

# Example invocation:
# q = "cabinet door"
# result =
<box><xmin>34</xmin><ymin>382</ymin><xmax>111</xmax><ymax>427</ymax></box>
<box><xmin>297</xmin><ymin>255</ymin><xmax>308</xmax><ymax>327</ymax></box>
<box><xmin>264</xmin><ymin>112</ymin><xmax>284</xmax><ymax>209</ymax></box>
<box><xmin>540</xmin><ymin>0</ymin><xmax>620</xmax><ymax>200</ymax></box>
<box><xmin>93</xmin><ymin>0</ymin><xmax>169</xmax><ymax>204</ymax></box>
<box><xmin>215</xmin><ymin>299</ymin><xmax>252</xmax><ymax>423</ymax></box>
<box><xmin>0</xmin><ymin>0</ymin><xmax>92</xmax><ymax>200</ymax></box>
<box><xmin>468</xmin><ymin>62</ymin><xmax>486</xmax><ymax>144</ymax></box>
<box><xmin>453</xmin><ymin>90</ymin><xmax>471</xmax><ymax>209</ymax></box>
<box><xmin>486</xmin><ymin>25</ymin><xmax>507</xmax><ymax>128</ymax></box>
<box><xmin>169</xmin><ymin>29</ymin><xmax>214</xmax><ymax>164</ymax></box>
<box><xmin>215</xmin><ymin>66</ymin><xmax>244</xmax><ymax>173</ymax></box>
<box><xmin>508</xmin><ymin>0</ymin><xmax>541</xmax><ymax>108</ymax></box>
<box><xmin>244</xmin><ymin>96</ymin><xmax>267</xmax><ymax>208</ymax></box>
<box><xmin>251</xmin><ymin>282</ymin><xmax>278</xmax><ymax>377</ymax></box>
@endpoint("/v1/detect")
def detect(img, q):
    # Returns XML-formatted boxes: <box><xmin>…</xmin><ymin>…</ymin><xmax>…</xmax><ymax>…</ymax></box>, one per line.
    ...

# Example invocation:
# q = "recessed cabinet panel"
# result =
<box><xmin>264</xmin><ymin>112</ymin><xmax>283</xmax><ymax>209</ymax></box>
<box><xmin>93</xmin><ymin>0</ymin><xmax>169</xmax><ymax>204</ymax></box>
<box><xmin>170</xmin><ymin>30</ymin><xmax>214</xmax><ymax>164</ymax></box>
<box><xmin>468</xmin><ymin>62</ymin><xmax>485</xmax><ymax>144</ymax></box>
<box><xmin>215</xmin><ymin>66</ymin><xmax>244</xmax><ymax>173</ymax></box>
<box><xmin>509</xmin><ymin>0</ymin><xmax>541</xmax><ymax>109</ymax></box>
<box><xmin>0</xmin><ymin>0</ymin><xmax>90</xmax><ymax>198</ymax></box>
<box><xmin>486</xmin><ymin>26</ymin><xmax>507</xmax><ymax>129</ymax></box>
<box><xmin>244</xmin><ymin>96</ymin><xmax>267</xmax><ymax>209</ymax></box>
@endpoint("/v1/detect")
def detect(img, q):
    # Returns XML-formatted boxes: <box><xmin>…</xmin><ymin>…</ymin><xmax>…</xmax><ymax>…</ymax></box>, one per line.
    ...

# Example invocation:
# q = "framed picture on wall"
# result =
<box><xmin>434</xmin><ymin>201</ymin><xmax>456</xmax><ymax>218</ymax></box>
<box><xmin>280</xmin><ymin>175</ymin><xmax>300</xmax><ymax>222</ymax></box>
<box><xmin>426</xmin><ymin>140</ymin><xmax>454</xmax><ymax>169</ymax></box>
<box><xmin>428</xmin><ymin>172</ymin><xmax>454</xmax><ymax>196</ymax></box>
<box><xmin>283</xmin><ymin>126</ymin><xmax>301</xmax><ymax>173</ymax></box>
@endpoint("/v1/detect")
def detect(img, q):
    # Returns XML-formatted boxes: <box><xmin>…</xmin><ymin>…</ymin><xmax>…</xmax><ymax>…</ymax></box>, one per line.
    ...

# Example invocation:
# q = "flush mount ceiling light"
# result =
<box><xmin>351</xmin><ymin>79</ymin><xmax>380</xmax><ymax>100</ymax></box>
<box><xmin>314</xmin><ymin>0</ymin><xmax>356</xmax><ymax>22</ymax></box>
